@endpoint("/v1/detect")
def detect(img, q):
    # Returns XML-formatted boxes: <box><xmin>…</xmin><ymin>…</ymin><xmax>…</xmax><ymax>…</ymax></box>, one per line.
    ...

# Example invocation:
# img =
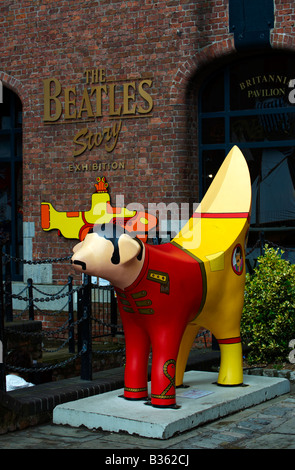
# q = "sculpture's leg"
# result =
<box><xmin>216</xmin><ymin>338</ymin><xmax>243</xmax><ymax>386</ymax></box>
<box><xmin>150</xmin><ymin>334</ymin><xmax>184</xmax><ymax>407</ymax></box>
<box><xmin>123</xmin><ymin>321</ymin><xmax>151</xmax><ymax>400</ymax></box>
<box><xmin>150</xmin><ymin>356</ymin><xmax>177</xmax><ymax>407</ymax></box>
<box><xmin>175</xmin><ymin>322</ymin><xmax>200</xmax><ymax>387</ymax></box>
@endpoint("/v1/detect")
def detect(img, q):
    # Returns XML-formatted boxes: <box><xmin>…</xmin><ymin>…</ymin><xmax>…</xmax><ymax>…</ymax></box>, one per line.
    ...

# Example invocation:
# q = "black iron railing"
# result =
<box><xmin>0</xmin><ymin>245</ymin><xmax>123</xmax><ymax>392</ymax></box>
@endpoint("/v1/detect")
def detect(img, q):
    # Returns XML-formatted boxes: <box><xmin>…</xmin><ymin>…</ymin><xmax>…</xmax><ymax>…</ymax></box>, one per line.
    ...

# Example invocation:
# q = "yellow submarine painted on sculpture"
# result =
<box><xmin>174</xmin><ymin>145</ymin><xmax>252</xmax><ymax>387</ymax></box>
<box><xmin>41</xmin><ymin>177</ymin><xmax>157</xmax><ymax>242</ymax></box>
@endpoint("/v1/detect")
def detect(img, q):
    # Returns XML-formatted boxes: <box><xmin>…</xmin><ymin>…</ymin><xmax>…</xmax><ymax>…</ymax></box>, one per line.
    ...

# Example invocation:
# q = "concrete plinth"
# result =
<box><xmin>53</xmin><ymin>371</ymin><xmax>290</xmax><ymax>440</ymax></box>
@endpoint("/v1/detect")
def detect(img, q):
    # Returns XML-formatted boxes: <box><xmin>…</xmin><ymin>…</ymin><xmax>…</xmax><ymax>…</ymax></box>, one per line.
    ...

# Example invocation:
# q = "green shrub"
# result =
<box><xmin>241</xmin><ymin>245</ymin><xmax>295</xmax><ymax>364</ymax></box>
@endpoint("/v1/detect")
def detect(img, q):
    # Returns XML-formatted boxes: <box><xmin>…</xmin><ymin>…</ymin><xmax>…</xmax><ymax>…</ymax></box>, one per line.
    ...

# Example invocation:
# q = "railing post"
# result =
<box><xmin>0</xmin><ymin>242</ymin><xmax>6</xmax><ymax>391</ymax></box>
<box><xmin>68</xmin><ymin>275</ymin><xmax>75</xmax><ymax>353</ymax></box>
<box><xmin>27</xmin><ymin>278</ymin><xmax>34</xmax><ymax>321</ymax></box>
<box><xmin>4</xmin><ymin>246</ymin><xmax>13</xmax><ymax>322</ymax></box>
<box><xmin>80</xmin><ymin>274</ymin><xmax>92</xmax><ymax>381</ymax></box>
<box><xmin>77</xmin><ymin>282</ymin><xmax>83</xmax><ymax>353</ymax></box>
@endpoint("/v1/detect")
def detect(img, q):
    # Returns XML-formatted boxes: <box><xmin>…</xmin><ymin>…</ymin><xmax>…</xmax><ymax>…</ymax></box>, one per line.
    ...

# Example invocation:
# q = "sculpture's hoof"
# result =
<box><xmin>215</xmin><ymin>382</ymin><xmax>244</xmax><ymax>387</ymax></box>
<box><xmin>119</xmin><ymin>394</ymin><xmax>148</xmax><ymax>400</ymax></box>
<box><xmin>144</xmin><ymin>401</ymin><xmax>181</xmax><ymax>410</ymax></box>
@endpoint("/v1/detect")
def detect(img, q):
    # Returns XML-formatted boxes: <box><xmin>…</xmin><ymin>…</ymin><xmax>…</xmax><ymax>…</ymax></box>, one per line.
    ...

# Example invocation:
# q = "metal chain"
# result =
<box><xmin>91</xmin><ymin>316</ymin><xmax>123</xmax><ymax>331</ymax></box>
<box><xmin>32</xmin><ymin>283</ymin><xmax>68</xmax><ymax>297</ymax></box>
<box><xmin>4</xmin><ymin>285</ymin><xmax>82</xmax><ymax>303</ymax></box>
<box><xmin>7</xmin><ymin>345</ymin><xmax>126</xmax><ymax>374</ymax></box>
<box><xmin>246</xmin><ymin>239</ymin><xmax>261</xmax><ymax>255</ymax></box>
<box><xmin>2</xmin><ymin>253</ymin><xmax>72</xmax><ymax>264</ymax></box>
<box><xmin>13</xmin><ymin>305</ymin><xmax>30</xmax><ymax>319</ymax></box>
<box><xmin>7</xmin><ymin>348</ymin><xmax>86</xmax><ymax>374</ymax></box>
<box><xmin>42</xmin><ymin>337</ymin><xmax>71</xmax><ymax>353</ymax></box>
<box><xmin>34</xmin><ymin>300</ymin><xmax>70</xmax><ymax>316</ymax></box>
<box><xmin>264</xmin><ymin>239</ymin><xmax>295</xmax><ymax>252</ymax></box>
<box><xmin>92</xmin><ymin>347</ymin><xmax>126</xmax><ymax>356</ymax></box>
<box><xmin>4</xmin><ymin>315</ymin><xmax>85</xmax><ymax>338</ymax></box>
<box><xmin>246</xmin><ymin>238</ymin><xmax>295</xmax><ymax>255</ymax></box>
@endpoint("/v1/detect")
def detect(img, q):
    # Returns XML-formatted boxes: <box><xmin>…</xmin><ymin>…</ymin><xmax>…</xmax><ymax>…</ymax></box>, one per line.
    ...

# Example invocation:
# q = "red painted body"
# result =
<box><xmin>115</xmin><ymin>242</ymin><xmax>204</xmax><ymax>407</ymax></box>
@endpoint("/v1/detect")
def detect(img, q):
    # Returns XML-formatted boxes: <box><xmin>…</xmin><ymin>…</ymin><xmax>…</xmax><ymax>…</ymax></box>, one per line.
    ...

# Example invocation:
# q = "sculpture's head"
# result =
<box><xmin>71</xmin><ymin>223</ymin><xmax>143</xmax><ymax>284</ymax></box>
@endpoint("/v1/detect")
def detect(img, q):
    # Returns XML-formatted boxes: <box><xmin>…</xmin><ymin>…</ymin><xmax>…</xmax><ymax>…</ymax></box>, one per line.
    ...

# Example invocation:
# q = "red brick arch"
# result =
<box><xmin>171</xmin><ymin>33</ymin><xmax>295</xmax><ymax>106</ymax></box>
<box><xmin>170</xmin><ymin>37</ymin><xmax>235</xmax><ymax>105</ymax></box>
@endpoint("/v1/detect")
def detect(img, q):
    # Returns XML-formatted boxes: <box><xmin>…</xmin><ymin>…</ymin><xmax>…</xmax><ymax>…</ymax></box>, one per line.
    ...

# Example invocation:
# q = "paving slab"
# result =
<box><xmin>53</xmin><ymin>371</ymin><xmax>290</xmax><ymax>440</ymax></box>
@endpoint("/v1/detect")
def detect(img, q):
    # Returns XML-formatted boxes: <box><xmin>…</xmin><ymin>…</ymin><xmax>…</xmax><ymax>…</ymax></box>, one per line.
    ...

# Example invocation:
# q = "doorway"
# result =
<box><xmin>0</xmin><ymin>86</ymin><xmax>23</xmax><ymax>280</ymax></box>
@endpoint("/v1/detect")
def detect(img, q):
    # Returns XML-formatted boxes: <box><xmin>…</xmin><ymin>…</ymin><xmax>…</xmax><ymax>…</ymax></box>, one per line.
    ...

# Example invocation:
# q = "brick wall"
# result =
<box><xmin>272</xmin><ymin>0</ymin><xmax>295</xmax><ymax>46</ymax></box>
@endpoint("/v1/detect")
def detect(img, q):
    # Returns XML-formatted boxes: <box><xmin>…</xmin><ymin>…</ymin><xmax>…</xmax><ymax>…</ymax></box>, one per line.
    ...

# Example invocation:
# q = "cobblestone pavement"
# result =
<box><xmin>1</xmin><ymin>391</ymin><xmax>295</xmax><ymax>450</ymax></box>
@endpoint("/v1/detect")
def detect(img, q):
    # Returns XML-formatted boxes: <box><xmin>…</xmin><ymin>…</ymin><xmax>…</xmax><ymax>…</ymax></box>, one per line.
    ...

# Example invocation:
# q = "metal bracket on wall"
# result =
<box><xmin>229</xmin><ymin>0</ymin><xmax>274</xmax><ymax>51</ymax></box>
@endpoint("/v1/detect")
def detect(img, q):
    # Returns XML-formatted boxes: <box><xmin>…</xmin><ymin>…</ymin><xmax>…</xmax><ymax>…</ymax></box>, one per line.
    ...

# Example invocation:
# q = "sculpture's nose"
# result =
<box><xmin>71</xmin><ymin>259</ymin><xmax>87</xmax><ymax>271</ymax></box>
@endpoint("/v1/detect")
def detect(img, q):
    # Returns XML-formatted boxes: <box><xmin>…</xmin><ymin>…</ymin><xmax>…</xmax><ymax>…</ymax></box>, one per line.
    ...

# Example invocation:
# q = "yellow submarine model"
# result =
<box><xmin>41</xmin><ymin>177</ymin><xmax>157</xmax><ymax>242</ymax></box>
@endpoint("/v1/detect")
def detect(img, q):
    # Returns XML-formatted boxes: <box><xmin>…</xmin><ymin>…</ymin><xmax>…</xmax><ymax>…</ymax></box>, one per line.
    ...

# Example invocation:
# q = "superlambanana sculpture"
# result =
<box><xmin>71</xmin><ymin>146</ymin><xmax>252</xmax><ymax>408</ymax></box>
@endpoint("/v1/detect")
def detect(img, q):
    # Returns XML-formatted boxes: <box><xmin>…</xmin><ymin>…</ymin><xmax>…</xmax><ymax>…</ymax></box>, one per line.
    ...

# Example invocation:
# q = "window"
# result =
<box><xmin>199</xmin><ymin>52</ymin><xmax>295</xmax><ymax>249</ymax></box>
<box><xmin>0</xmin><ymin>87</ymin><xmax>23</xmax><ymax>279</ymax></box>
